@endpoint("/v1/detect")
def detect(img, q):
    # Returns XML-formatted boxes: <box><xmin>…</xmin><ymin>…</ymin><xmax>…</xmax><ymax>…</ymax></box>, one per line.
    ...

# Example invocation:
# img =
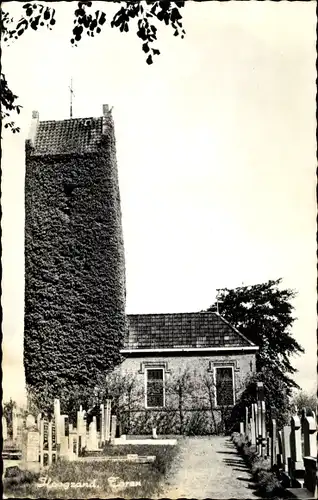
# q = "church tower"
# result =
<box><xmin>24</xmin><ymin>106</ymin><xmax>126</xmax><ymax>407</ymax></box>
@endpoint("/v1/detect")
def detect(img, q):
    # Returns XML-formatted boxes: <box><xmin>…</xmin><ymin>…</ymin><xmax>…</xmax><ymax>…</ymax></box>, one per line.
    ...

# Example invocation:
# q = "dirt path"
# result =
<box><xmin>158</xmin><ymin>436</ymin><xmax>259</xmax><ymax>499</ymax></box>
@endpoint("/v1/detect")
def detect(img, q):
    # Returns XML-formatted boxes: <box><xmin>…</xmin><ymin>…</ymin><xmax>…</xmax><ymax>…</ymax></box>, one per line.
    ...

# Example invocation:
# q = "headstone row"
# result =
<box><xmin>240</xmin><ymin>396</ymin><xmax>317</xmax><ymax>495</ymax></box>
<box><xmin>18</xmin><ymin>397</ymin><xmax>118</xmax><ymax>468</ymax></box>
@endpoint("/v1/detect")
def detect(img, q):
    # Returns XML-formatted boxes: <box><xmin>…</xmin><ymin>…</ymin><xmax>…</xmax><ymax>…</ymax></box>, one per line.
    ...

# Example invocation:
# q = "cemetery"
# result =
<box><xmin>235</xmin><ymin>382</ymin><xmax>317</xmax><ymax>499</ymax></box>
<box><xmin>2</xmin><ymin>398</ymin><xmax>178</xmax><ymax>498</ymax></box>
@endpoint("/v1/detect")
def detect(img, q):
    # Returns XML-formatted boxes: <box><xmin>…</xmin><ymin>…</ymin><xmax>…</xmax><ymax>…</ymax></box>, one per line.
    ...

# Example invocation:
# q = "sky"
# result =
<box><xmin>2</xmin><ymin>1</ymin><xmax>316</xmax><ymax>404</ymax></box>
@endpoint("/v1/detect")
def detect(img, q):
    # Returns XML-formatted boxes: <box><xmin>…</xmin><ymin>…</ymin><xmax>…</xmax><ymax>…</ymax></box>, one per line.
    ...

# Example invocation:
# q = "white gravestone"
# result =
<box><xmin>87</xmin><ymin>417</ymin><xmax>98</xmax><ymax>451</ymax></box>
<box><xmin>303</xmin><ymin>414</ymin><xmax>317</xmax><ymax>458</ymax></box>
<box><xmin>26</xmin><ymin>414</ymin><xmax>36</xmax><ymax>429</ymax></box>
<box><xmin>105</xmin><ymin>399</ymin><xmax>112</xmax><ymax>442</ymax></box>
<box><xmin>54</xmin><ymin>399</ymin><xmax>61</xmax><ymax>445</ymax></box>
<box><xmin>22</xmin><ymin>428</ymin><xmax>40</xmax><ymax>462</ymax></box>
<box><xmin>2</xmin><ymin>416</ymin><xmax>8</xmax><ymax>440</ymax></box>
<box><xmin>282</xmin><ymin>425</ymin><xmax>291</xmax><ymax>473</ymax></box>
<box><xmin>110</xmin><ymin>415</ymin><xmax>117</xmax><ymax>443</ymax></box>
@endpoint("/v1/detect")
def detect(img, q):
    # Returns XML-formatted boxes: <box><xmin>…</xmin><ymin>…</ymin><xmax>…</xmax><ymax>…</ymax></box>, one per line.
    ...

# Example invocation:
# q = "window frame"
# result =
<box><xmin>144</xmin><ymin>367</ymin><xmax>165</xmax><ymax>409</ymax></box>
<box><xmin>213</xmin><ymin>365</ymin><xmax>235</xmax><ymax>408</ymax></box>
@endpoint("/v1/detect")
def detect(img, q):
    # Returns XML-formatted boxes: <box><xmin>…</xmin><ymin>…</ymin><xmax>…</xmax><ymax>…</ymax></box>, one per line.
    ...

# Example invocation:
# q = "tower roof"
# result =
<box><xmin>26</xmin><ymin>106</ymin><xmax>111</xmax><ymax>156</ymax></box>
<box><xmin>30</xmin><ymin>117</ymin><xmax>104</xmax><ymax>156</ymax></box>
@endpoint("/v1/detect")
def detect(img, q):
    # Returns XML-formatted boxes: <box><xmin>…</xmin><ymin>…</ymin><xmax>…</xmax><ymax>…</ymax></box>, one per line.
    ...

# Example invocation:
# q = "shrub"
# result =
<box><xmin>232</xmin><ymin>433</ymin><xmax>288</xmax><ymax>499</ymax></box>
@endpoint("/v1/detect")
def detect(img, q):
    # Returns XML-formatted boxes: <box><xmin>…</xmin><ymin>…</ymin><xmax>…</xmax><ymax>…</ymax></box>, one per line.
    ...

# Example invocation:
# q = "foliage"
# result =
<box><xmin>97</xmin><ymin>367</ymin><xmax>239</xmax><ymax>435</ymax></box>
<box><xmin>208</xmin><ymin>279</ymin><xmax>303</xmax><ymax>387</ymax></box>
<box><xmin>207</xmin><ymin>279</ymin><xmax>304</xmax><ymax>429</ymax></box>
<box><xmin>24</xmin><ymin>113</ymin><xmax>126</xmax><ymax>414</ymax></box>
<box><xmin>291</xmin><ymin>389</ymin><xmax>317</xmax><ymax>415</ymax></box>
<box><xmin>230</xmin><ymin>370</ymin><xmax>292</xmax><ymax>431</ymax></box>
<box><xmin>232</xmin><ymin>432</ymin><xmax>289</xmax><ymax>499</ymax></box>
<box><xmin>1</xmin><ymin>1</ymin><xmax>186</xmax><ymax>131</ymax></box>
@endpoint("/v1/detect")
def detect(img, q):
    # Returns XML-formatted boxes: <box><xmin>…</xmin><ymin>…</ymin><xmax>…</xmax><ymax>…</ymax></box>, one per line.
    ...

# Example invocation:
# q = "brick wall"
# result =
<box><xmin>115</xmin><ymin>351</ymin><xmax>256</xmax><ymax>435</ymax></box>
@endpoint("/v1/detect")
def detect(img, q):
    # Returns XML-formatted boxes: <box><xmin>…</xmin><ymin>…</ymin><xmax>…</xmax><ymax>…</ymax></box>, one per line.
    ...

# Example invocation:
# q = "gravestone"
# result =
<box><xmin>26</xmin><ymin>414</ymin><xmax>36</xmax><ymax>429</ymax></box>
<box><xmin>77</xmin><ymin>408</ymin><xmax>87</xmax><ymax>452</ymax></box>
<box><xmin>12</xmin><ymin>410</ymin><xmax>18</xmax><ymax>440</ymax></box>
<box><xmin>37</xmin><ymin>413</ymin><xmax>41</xmax><ymax>431</ymax></box>
<box><xmin>261</xmin><ymin>401</ymin><xmax>266</xmax><ymax>457</ymax></box>
<box><xmin>87</xmin><ymin>417</ymin><xmax>98</xmax><ymax>451</ymax></box>
<box><xmin>100</xmin><ymin>404</ymin><xmax>105</xmax><ymax>446</ymax></box>
<box><xmin>105</xmin><ymin>399</ymin><xmax>112</xmax><ymax>442</ymax></box>
<box><xmin>271</xmin><ymin>419</ymin><xmax>277</xmax><ymax>468</ymax></box>
<box><xmin>303</xmin><ymin>414</ymin><xmax>317</xmax><ymax>458</ymax></box>
<box><xmin>282</xmin><ymin>425</ymin><xmax>291</xmax><ymax>473</ymax></box>
<box><xmin>290</xmin><ymin>415</ymin><xmax>304</xmax><ymax>469</ymax></box>
<box><xmin>22</xmin><ymin>429</ymin><xmax>40</xmax><ymax>462</ymax></box>
<box><xmin>2</xmin><ymin>416</ymin><xmax>8</xmax><ymax>440</ymax></box>
<box><xmin>54</xmin><ymin>399</ymin><xmax>61</xmax><ymax>445</ymax></box>
<box><xmin>111</xmin><ymin>415</ymin><xmax>117</xmax><ymax>443</ymax></box>
<box><xmin>68</xmin><ymin>430</ymin><xmax>78</xmax><ymax>461</ymax></box>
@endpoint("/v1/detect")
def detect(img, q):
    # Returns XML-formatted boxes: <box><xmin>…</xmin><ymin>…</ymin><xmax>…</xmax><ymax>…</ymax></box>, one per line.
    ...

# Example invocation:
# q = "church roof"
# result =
<box><xmin>30</xmin><ymin>117</ymin><xmax>104</xmax><ymax>156</ymax></box>
<box><xmin>123</xmin><ymin>312</ymin><xmax>257</xmax><ymax>351</ymax></box>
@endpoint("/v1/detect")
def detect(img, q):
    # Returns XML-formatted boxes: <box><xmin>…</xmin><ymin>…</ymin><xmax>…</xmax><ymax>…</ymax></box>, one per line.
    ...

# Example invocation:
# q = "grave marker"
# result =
<box><xmin>303</xmin><ymin>414</ymin><xmax>317</xmax><ymax>458</ymax></box>
<box><xmin>54</xmin><ymin>399</ymin><xmax>61</xmax><ymax>444</ymax></box>
<box><xmin>22</xmin><ymin>428</ymin><xmax>40</xmax><ymax>462</ymax></box>
<box><xmin>105</xmin><ymin>399</ymin><xmax>112</xmax><ymax>442</ymax></box>
<box><xmin>26</xmin><ymin>414</ymin><xmax>36</xmax><ymax>429</ymax></box>
<box><xmin>87</xmin><ymin>416</ymin><xmax>98</xmax><ymax>451</ymax></box>
<box><xmin>100</xmin><ymin>404</ymin><xmax>105</xmax><ymax>446</ymax></box>
<box><xmin>271</xmin><ymin>419</ymin><xmax>277</xmax><ymax>468</ymax></box>
<box><xmin>111</xmin><ymin>415</ymin><xmax>117</xmax><ymax>443</ymax></box>
<box><xmin>281</xmin><ymin>425</ymin><xmax>291</xmax><ymax>473</ymax></box>
<box><xmin>2</xmin><ymin>416</ymin><xmax>8</xmax><ymax>440</ymax></box>
<box><xmin>12</xmin><ymin>409</ymin><xmax>18</xmax><ymax>441</ymax></box>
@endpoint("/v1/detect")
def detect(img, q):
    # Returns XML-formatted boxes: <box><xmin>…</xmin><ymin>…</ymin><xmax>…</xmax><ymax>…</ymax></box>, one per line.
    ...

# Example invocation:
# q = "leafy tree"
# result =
<box><xmin>291</xmin><ymin>389</ymin><xmax>317</xmax><ymax>415</ymax></box>
<box><xmin>1</xmin><ymin>1</ymin><xmax>186</xmax><ymax>131</ymax></box>
<box><xmin>230</xmin><ymin>369</ymin><xmax>292</xmax><ymax>430</ymax></box>
<box><xmin>207</xmin><ymin>279</ymin><xmax>304</xmax><ymax>427</ymax></box>
<box><xmin>208</xmin><ymin>279</ymin><xmax>303</xmax><ymax>391</ymax></box>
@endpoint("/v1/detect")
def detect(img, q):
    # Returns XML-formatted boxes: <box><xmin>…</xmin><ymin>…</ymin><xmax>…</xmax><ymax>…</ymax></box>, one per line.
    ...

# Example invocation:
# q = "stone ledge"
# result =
<box><xmin>113</xmin><ymin>438</ymin><xmax>177</xmax><ymax>446</ymax></box>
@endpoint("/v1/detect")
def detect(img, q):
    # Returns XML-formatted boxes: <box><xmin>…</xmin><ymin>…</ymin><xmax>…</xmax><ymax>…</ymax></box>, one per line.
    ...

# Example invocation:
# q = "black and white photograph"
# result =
<box><xmin>1</xmin><ymin>1</ymin><xmax>316</xmax><ymax>498</ymax></box>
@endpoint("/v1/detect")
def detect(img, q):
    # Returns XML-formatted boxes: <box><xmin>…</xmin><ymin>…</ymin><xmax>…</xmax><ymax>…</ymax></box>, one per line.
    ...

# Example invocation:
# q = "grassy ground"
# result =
<box><xmin>3</xmin><ymin>443</ymin><xmax>179</xmax><ymax>499</ymax></box>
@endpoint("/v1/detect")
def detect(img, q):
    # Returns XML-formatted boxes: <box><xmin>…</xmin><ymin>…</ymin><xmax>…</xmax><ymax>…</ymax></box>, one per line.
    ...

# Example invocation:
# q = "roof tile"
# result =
<box><xmin>31</xmin><ymin>117</ymin><xmax>104</xmax><ymax>156</ymax></box>
<box><xmin>125</xmin><ymin>312</ymin><xmax>255</xmax><ymax>350</ymax></box>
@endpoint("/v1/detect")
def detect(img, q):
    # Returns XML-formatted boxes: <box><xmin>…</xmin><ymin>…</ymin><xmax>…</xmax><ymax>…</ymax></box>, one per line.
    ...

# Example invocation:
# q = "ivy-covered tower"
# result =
<box><xmin>24</xmin><ymin>105</ymin><xmax>126</xmax><ymax>410</ymax></box>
